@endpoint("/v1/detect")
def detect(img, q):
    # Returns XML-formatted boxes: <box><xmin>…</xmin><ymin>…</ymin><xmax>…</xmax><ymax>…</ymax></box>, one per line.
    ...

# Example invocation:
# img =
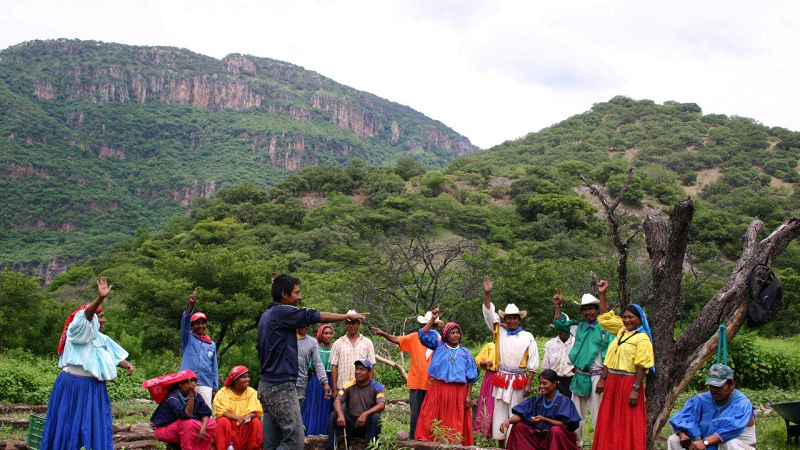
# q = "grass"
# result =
<box><xmin>382</xmin><ymin>387</ymin><xmax>800</xmax><ymax>449</ymax></box>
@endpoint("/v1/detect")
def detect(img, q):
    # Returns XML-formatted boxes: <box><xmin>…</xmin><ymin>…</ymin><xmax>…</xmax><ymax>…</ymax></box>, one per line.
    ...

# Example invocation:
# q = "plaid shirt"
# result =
<box><xmin>330</xmin><ymin>334</ymin><xmax>375</xmax><ymax>389</ymax></box>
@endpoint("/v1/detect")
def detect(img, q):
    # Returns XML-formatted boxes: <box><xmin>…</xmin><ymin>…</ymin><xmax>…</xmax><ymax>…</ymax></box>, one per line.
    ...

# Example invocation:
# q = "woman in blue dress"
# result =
<box><xmin>500</xmin><ymin>369</ymin><xmax>582</xmax><ymax>450</ymax></box>
<box><xmin>41</xmin><ymin>277</ymin><xmax>133</xmax><ymax>450</ymax></box>
<box><xmin>302</xmin><ymin>324</ymin><xmax>335</xmax><ymax>435</ymax></box>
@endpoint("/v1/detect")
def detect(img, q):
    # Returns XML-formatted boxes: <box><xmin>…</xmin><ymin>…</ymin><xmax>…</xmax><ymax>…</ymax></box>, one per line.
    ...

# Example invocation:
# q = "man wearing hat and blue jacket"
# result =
<box><xmin>668</xmin><ymin>364</ymin><xmax>756</xmax><ymax>450</ymax></box>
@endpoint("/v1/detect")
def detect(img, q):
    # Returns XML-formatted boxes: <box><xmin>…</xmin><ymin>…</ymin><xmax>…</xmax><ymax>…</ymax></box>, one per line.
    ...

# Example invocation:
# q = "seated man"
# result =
<box><xmin>326</xmin><ymin>359</ymin><xmax>386</xmax><ymax>450</ymax></box>
<box><xmin>668</xmin><ymin>364</ymin><xmax>756</xmax><ymax>450</ymax></box>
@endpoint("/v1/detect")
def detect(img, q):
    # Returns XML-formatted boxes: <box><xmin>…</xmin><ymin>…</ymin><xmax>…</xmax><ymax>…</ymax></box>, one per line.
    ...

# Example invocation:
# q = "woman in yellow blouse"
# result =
<box><xmin>592</xmin><ymin>280</ymin><xmax>654</xmax><ymax>450</ymax></box>
<box><xmin>213</xmin><ymin>366</ymin><xmax>263</xmax><ymax>450</ymax></box>
<box><xmin>473</xmin><ymin>342</ymin><xmax>499</xmax><ymax>439</ymax></box>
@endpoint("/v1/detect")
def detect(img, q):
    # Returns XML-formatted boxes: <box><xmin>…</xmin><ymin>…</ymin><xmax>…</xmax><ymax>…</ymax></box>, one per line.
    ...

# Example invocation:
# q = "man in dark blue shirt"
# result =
<box><xmin>257</xmin><ymin>274</ymin><xmax>367</xmax><ymax>450</ymax></box>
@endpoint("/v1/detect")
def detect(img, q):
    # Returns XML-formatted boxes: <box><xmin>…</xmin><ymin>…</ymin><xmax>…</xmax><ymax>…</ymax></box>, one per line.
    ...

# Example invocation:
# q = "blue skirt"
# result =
<box><xmin>301</xmin><ymin>372</ymin><xmax>333</xmax><ymax>436</ymax></box>
<box><xmin>41</xmin><ymin>371</ymin><xmax>114</xmax><ymax>450</ymax></box>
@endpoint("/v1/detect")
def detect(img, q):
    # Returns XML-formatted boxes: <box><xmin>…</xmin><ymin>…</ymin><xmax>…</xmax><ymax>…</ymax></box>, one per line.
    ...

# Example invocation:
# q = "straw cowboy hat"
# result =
<box><xmin>346</xmin><ymin>309</ymin><xmax>364</xmax><ymax>322</ymax></box>
<box><xmin>575</xmin><ymin>293</ymin><xmax>600</xmax><ymax>306</ymax></box>
<box><xmin>498</xmin><ymin>303</ymin><xmax>527</xmax><ymax>319</ymax></box>
<box><xmin>417</xmin><ymin>311</ymin><xmax>445</xmax><ymax>326</ymax></box>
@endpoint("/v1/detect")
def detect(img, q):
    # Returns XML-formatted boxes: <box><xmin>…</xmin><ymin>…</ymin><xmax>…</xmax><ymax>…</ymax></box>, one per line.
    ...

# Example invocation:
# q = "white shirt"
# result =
<box><xmin>542</xmin><ymin>335</ymin><xmax>575</xmax><ymax>377</ymax></box>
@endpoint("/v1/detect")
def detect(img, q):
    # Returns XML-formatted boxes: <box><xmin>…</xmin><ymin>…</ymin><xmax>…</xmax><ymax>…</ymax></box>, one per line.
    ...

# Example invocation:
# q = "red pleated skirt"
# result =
<box><xmin>591</xmin><ymin>373</ymin><xmax>647</xmax><ymax>450</ymax></box>
<box><xmin>474</xmin><ymin>370</ymin><xmax>496</xmax><ymax>438</ymax></box>
<box><xmin>415</xmin><ymin>381</ymin><xmax>474</xmax><ymax>446</ymax></box>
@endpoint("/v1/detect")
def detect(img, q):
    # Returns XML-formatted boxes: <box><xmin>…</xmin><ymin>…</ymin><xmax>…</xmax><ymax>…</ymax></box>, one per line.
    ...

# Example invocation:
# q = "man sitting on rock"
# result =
<box><xmin>326</xmin><ymin>359</ymin><xmax>386</xmax><ymax>450</ymax></box>
<box><xmin>668</xmin><ymin>364</ymin><xmax>756</xmax><ymax>450</ymax></box>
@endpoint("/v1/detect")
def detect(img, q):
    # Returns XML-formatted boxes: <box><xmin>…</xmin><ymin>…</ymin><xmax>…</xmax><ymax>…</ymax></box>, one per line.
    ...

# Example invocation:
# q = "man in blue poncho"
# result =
<box><xmin>668</xmin><ymin>364</ymin><xmax>756</xmax><ymax>450</ymax></box>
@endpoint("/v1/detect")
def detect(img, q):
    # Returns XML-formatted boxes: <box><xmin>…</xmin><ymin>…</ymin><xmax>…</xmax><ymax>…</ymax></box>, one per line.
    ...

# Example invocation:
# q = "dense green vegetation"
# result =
<box><xmin>0</xmin><ymin>39</ymin><xmax>477</xmax><ymax>275</ymax></box>
<box><xmin>2</xmin><ymin>95</ymin><xmax>800</xmax><ymax>448</ymax></box>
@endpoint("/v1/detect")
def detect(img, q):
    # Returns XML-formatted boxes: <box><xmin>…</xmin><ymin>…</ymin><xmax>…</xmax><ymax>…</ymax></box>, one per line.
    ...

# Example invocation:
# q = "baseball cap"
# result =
<box><xmin>190</xmin><ymin>312</ymin><xmax>208</xmax><ymax>323</ymax></box>
<box><xmin>705</xmin><ymin>363</ymin><xmax>734</xmax><ymax>387</ymax></box>
<box><xmin>354</xmin><ymin>358</ymin><xmax>373</xmax><ymax>369</ymax></box>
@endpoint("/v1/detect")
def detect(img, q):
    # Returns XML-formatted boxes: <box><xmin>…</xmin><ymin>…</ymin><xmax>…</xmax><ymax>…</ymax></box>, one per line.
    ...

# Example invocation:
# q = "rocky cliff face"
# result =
<box><xmin>12</xmin><ymin>40</ymin><xmax>478</xmax><ymax>160</ymax></box>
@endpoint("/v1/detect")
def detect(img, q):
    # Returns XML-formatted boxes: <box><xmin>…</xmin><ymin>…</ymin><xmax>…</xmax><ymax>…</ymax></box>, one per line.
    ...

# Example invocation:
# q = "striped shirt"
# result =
<box><xmin>330</xmin><ymin>334</ymin><xmax>375</xmax><ymax>389</ymax></box>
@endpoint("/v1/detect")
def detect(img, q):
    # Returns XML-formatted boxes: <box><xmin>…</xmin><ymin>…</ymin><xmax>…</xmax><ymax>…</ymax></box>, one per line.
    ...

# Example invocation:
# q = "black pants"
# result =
<box><xmin>409</xmin><ymin>389</ymin><xmax>427</xmax><ymax>439</ymax></box>
<box><xmin>325</xmin><ymin>412</ymin><xmax>382</xmax><ymax>450</ymax></box>
<box><xmin>556</xmin><ymin>376</ymin><xmax>573</xmax><ymax>398</ymax></box>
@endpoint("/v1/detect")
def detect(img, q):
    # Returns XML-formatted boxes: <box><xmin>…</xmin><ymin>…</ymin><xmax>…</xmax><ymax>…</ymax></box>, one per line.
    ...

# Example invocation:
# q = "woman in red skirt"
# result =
<box><xmin>592</xmin><ymin>280</ymin><xmax>654</xmax><ymax>450</ymax></box>
<box><xmin>414</xmin><ymin>308</ymin><xmax>478</xmax><ymax>446</ymax></box>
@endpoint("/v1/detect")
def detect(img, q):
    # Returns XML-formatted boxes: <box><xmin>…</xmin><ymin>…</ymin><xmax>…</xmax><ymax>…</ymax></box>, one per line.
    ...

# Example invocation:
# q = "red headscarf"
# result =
<box><xmin>316</xmin><ymin>324</ymin><xmax>332</xmax><ymax>343</ymax></box>
<box><xmin>58</xmin><ymin>305</ymin><xmax>103</xmax><ymax>355</ymax></box>
<box><xmin>223</xmin><ymin>365</ymin><xmax>250</xmax><ymax>387</ymax></box>
<box><xmin>190</xmin><ymin>312</ymin><xmax>213</xmax><ymax>344</ymax></box>
<box><xmin>442</xmin><ymin>322</ymin><xmax>462</xmax><ymax>345</ymax></box>
<box><xmin>142</xmin><ymin>369</ymin><xmax>198</xmax><ymax>403</ymax></box>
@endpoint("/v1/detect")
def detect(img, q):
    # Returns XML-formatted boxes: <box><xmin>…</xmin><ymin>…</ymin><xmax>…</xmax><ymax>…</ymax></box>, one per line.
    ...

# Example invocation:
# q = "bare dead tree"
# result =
<box><xmin>580</xmin><ymin>167</ymin><xmax>640</xmax><ymax>308</ymax></box>
<box><xmin>359</xmin><ymin>224</ymin><xmax>480</xmax><ymax>327</ymax></box>
<box><xmin>642</xmin><ymin>199</ymin><xmax>800</xmax><ymax>447</ymax></box>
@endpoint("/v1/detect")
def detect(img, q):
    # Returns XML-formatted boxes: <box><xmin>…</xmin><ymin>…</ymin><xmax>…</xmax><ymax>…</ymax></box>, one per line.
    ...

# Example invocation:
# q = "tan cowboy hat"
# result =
<box><xmin>417</xmin><ymin>311</ymin><xmax>445</xmax><ymax>326</ymax></box>
<box><xmin>574</xmin><ymin>293</ymin><xmax>600</xmax><ymax>307</ymax></box>
<box><xmin>498</xmin><ymin>303</ymin><xmax>527</xmax><ymax>319</ymax></box>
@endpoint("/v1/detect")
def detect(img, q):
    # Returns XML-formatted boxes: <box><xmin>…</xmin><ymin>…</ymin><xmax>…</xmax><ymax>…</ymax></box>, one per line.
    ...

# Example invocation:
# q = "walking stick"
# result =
<box><xmin>342</xmin><ymin>423</ymin><xmax>349</xmax><ymax>450</ymax></box>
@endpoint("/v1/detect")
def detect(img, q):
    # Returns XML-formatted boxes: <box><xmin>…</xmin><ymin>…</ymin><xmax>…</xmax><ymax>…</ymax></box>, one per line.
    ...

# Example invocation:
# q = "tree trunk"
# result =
<box><xmin>376</xmin><ymin>354</ymin><xmax>409</xmax><ymax>381</ymax></box>
<box><xmin>643</xmin><ymin>203</ymin><xmax>800</xmax><ymax>448</ymax></box>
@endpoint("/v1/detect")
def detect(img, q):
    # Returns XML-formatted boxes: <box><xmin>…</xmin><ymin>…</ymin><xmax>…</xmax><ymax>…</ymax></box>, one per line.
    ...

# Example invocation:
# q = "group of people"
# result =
<box><xmin>38</xmin><ymin>273</ymin><xmax>758</xmax><ymax>450</ymax></box>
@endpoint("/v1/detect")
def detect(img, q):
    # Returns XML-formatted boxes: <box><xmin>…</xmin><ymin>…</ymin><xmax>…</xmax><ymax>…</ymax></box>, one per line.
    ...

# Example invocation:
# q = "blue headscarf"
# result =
<box><xmin>626</xmin><ymin>303</ymin><xmax>655</xmax><ymax>374</ymax></box>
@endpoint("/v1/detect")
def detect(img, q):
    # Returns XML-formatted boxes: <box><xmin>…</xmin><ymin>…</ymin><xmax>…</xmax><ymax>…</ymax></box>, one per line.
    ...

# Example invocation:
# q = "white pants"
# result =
<box><xmin>572</xmin><ymin>374</ymin><xmax>602</xmax><ymax>445</ymax></box>
<box><xmin>491</xmin><ymin>388</ymin><xmax>526</xmax><ymax>440</ymax></box>
<box><xmin>667</xmin><ymin>433</ymin><xmax>756</xmax><ymax>450</ymax></box>
<box><xmin>195</xmin><ymin>385</ymin><xmax>213</xmax><ymax>412</ymax></box>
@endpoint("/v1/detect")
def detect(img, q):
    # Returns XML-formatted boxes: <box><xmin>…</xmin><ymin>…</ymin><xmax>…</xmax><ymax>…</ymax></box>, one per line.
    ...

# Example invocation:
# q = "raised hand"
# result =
<box><xmin>430</xmin><ymin>307</ymin><xmax>440</xmax><ymax>320</ymax></box>
<box><xmin>350</xmin><ymin>312</ymin><xmax>369</xmax><ymax>322</ymax></box>
<box><xmin>188</xmin><ymin>287</ymin><xmax>199</xmax><ymax>304</ymax></box>
<box><xmin>483</xmin><ymin>276</ymin><xmax>493</xmax><ymax>293</ymax></box>
<box><xmin>597</xmin><ymin>279</ymin><xmax>608</xmax><ymax>294</ymax></box>
<box><xmin>96</xmin><ymin>276</ymin><xmax>113</xmax><ymax>299</ymax></box>
<box><xmin>371</xmin><ymin>327</ymin><xmax>384</xmax><ymax>335</ymax></box>
<box><xmin>554</xmin><ymin>288</ymin><xmax>562</xmax><ymax>305</ymax></box>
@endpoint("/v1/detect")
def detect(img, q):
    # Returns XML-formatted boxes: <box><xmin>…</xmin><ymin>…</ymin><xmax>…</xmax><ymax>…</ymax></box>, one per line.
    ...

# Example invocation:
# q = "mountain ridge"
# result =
<box><xmin>0</xmin><ymin>38</ymin><xmax>479</xmax><ymax>279</ymax></box>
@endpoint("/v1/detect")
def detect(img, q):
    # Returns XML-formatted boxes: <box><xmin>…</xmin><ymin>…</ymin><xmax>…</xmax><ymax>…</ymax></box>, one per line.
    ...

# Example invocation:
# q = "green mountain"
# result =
<box><xmin>6</xmin><ymin>96</ymin><xmax>800</xmax><ymax>385</ymax></box>
<box><xmin>0</xmin><ymin>39</ymin><xmax>478</xmax><ymax>279</ymax></box>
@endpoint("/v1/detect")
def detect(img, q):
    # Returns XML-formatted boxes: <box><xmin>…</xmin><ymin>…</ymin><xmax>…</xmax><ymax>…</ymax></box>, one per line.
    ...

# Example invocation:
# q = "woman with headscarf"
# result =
<box><xmin>415</xmin><ymin>308</ymin><xmax>478</xmax><ymax>446</ymax></box>
<box><xmin>146</xmin><ymin>370</ymin><xmax>216</xmax><ymax>450</ymax></box>
<box><xmin>592</xmin><ymin>280</ymin><xmax>655</xmax><ymax>450</ymax></box>
<box><xmin>181</xmin><ymin>288</ymin><xmax>218</xmax><ymax>408</ymax></box>
<box><xmin>301</xmin><ymin>324</ymin><xmax>335</xmax><ymax>435</ymax></box>
<box><xmin>213</xmin><ymin>366</ymin><xmax>263</xmax><ymax>450</ymax></box>
<box><xmin>500</xmin><ymin>369</ymin><xmax>582</xmax><ymax>450</ymax></box>
<box><xmin>473</xmin><ymin>341</ymin><xmax>498</xmax><ymax>439</ymax></box>
<box><xmin>41</xmin><ymin>276</ymin><xmax>133</xmax><ymax>450</ymax></box>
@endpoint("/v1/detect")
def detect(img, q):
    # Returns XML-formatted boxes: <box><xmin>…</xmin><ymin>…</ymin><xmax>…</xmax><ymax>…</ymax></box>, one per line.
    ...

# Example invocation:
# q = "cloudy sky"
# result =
<box><xmin>2</xmin><ymin>0</ymin><xmax>798</xmax><ymax>148</ymax></box>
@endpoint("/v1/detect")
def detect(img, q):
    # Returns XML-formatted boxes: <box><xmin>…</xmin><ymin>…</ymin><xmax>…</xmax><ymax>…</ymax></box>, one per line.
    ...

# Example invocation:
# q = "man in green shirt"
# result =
<box><xmin>553</xmin><ymin>280</ymin><xmax>614</xmax><ymax>445</ymax></box>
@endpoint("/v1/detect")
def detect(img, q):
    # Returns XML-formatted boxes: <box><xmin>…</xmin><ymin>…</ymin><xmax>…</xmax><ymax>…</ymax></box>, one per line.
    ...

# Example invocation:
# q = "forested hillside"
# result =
<box><xmin>5</xmin><ymin>96</ymin><xmax>800</xmax><ymax>380</ymax></box>
<box><xmin>0</xmin><ymin>39</ymin><xmax>478</xmax><ymax>279</ymax></box>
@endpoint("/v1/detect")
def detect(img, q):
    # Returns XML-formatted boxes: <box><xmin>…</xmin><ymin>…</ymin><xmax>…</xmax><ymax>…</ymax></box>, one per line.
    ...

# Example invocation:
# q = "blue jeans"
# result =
<box><xmin>258</xmin><ymin>381</ymin><xmax>304</xmax><ymax>450</ymax></box>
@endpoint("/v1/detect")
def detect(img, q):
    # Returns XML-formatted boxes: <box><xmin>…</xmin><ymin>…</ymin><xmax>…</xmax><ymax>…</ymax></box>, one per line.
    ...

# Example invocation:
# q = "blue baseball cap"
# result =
<box><xmin>354</xmin><ymin>358</ymin><xmax>373</xmax><ymax>369</ymax></box>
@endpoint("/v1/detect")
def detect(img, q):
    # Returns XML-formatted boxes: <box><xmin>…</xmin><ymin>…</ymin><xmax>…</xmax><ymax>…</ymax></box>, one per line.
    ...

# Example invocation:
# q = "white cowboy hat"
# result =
<box><xmin>417</xmin><ymin>311</ymin><xmax>445</xmax><ymax>326</ymax></box>
<box><xmin>576</xmin><ymin>293</ymin><xmax>600</xmax><ymax>307</ymax></box>
<box><xmin>498</xmin><ymin>303</ymin><xmax>527</xmax><ymax>319</ymax></box>
<box><xmin>346</xmin><ymin>310</ymin><xmax>364</xmax><ymax>322</ymax></box>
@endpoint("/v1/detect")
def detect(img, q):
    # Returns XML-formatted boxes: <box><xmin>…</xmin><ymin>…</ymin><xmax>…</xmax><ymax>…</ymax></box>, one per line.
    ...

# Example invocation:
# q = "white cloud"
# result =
<box><xmin>1</xmin><ymin>0</ymin><xmax>799</xmax><ymax>148</ymax></box>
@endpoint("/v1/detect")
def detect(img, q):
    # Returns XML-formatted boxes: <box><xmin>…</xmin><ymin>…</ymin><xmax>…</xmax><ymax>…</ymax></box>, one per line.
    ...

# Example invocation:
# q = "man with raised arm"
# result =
<box><xmin>482</xmin><ymin>276</ymin><xmax>539</xmax><ymax>445</ymax></box>
<box><xmin>257</xmin><ymin>275</ymin><xmax>368</xmax><ymax>450</ymax></box>
<box><xmin>553</xmin><ymin>280</ymin><xmax>614</xmax><ymax>446</ymax></box>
